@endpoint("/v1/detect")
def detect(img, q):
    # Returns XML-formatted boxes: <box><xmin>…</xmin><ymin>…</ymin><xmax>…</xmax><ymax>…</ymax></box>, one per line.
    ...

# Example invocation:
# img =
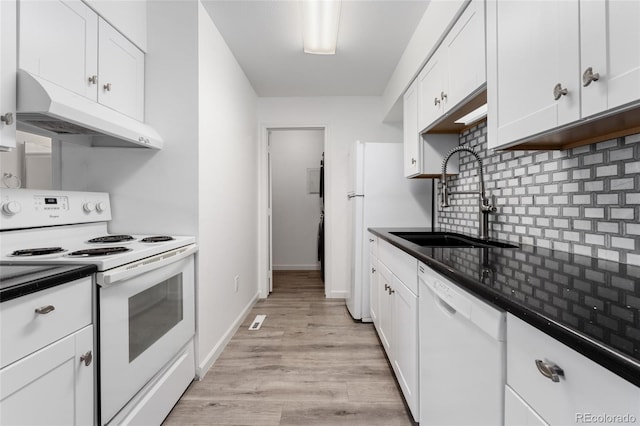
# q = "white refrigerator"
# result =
<box><xmin>346</xmin><ymin>141</ymin><xmax>432</xmax><ymax>321</ymax></box>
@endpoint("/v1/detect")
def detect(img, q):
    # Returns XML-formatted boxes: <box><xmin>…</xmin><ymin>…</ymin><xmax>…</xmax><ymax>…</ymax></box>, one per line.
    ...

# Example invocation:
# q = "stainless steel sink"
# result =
<box><xmin>390</xmin><ymin>232</ymin><xmax>518</xmax><ymax>249</ymax></box>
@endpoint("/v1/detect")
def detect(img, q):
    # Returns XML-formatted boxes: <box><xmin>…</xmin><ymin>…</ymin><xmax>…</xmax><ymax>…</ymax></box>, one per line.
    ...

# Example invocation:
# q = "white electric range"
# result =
<box><xmin>0</xmin><ymin>189</ymin><xmax>197</xmax><ymax>425</ymax></box>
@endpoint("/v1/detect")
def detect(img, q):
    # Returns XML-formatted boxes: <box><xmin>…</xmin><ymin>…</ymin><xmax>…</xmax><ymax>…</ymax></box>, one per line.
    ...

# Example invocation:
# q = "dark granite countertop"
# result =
<box><xmin>369</xmin><ymin>227</ymin><xmax>640</xmax><ymax>387</ymax></box>
<box><xmin>0</xmin><ymin>263</ymin><xmax>97</xmax><ymax>302</ymax></box>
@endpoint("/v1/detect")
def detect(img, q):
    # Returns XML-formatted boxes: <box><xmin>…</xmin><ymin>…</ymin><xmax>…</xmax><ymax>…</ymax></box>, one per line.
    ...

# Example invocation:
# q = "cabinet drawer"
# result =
<box><xmin>378</xmin><ymin>239</ymin><xmax>418</xmax><ymax>294</ymax></box>
<box><xmin>507</xmin><ymin>314</ymin><xmax>640</xmax><ymax>425</ymax></box>
<box><xmin>0</xmin><ymin>277</ymin><xmax>92</xmax><ymax>368</ymax></box>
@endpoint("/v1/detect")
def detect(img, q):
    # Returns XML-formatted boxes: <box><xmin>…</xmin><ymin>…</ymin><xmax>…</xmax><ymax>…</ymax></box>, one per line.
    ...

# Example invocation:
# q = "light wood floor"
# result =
<box><xmin>163</xmin><ymin>270</ymin><xmax>415</xmax><ymax>426</ymax></box>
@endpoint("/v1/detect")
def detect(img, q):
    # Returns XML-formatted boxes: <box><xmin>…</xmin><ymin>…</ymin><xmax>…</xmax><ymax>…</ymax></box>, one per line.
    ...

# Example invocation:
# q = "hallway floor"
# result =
<box><xmin>163</xmin><ymin>270</ymin><xmax>414</xmax><ymax>425</ymax></box>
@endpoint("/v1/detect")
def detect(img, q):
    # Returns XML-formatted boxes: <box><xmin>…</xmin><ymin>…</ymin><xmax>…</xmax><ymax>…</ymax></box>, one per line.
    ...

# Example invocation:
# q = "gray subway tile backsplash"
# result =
<box><xmin>437</xmin><ymin>121</ymin><xmax>640</xmax><ymax>265</ymax></box>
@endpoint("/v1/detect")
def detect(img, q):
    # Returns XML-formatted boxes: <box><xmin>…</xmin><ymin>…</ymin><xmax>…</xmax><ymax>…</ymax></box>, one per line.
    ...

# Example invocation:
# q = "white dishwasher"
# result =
<box><xmin>419</xmin><ymin>262</ymin><xmax>506</xmax><ymax>426</ymax></box>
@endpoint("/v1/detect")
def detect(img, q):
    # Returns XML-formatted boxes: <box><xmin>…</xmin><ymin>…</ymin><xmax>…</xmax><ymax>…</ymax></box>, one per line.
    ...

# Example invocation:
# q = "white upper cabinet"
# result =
<box><xmin>403</xmin><ymin>0</ymin><xmax>482</xmax><ymax>178</ymax></box>
<box><xmin>487</xmin><ymin>0</ymin><xmax>580</xmax><ymax>150</ymax></box>
<box><xmin>98</xmin><ymin>18</ymin><xmax>144</xmax><ymax>121</ymax></box>
<box><xmin>417</xmin><ymin>52</ymin><xmax>446</xmax><ymax>133</ymax></box>
<box><xmin>417</xmin><ymin>0</ymin><xmax>486</xmax><ymax>133</ymax></box>
<box><xmin>443</xmin><ymin>0</ymin><xmax>486</xmax><ymax>115</ymax></box>
<box><xmin>404</xmin><ymin>79</ymin><xmax>459</xmax><ymax>178</ymax></box>
<box><xmin>19</xmin><ymin>0</ymin><xmax>99</xmax><ymax>100</ymax></box>
<box><xmin>83</xmin><ymin>0</ymin><xmax>147</xmax><ymax>51</ymax></box>
<box><xmin>0</xmin><ymin>0</ymin><xmax>17</xmax><ymax>151</ymax></box>
<box><xmin>488</xmin><ymin>0</ymin><xmax>640</xmax><ymax>150</ymax></box>
<box><xmin>403</xmin><ymin>80</ymin><xmax>421</xmax><ymax>177</ymax></box>
<box><xmin>580</xmin><ymin>0</ymin><xmax>640</xmax><ymax>119</ymax></box>
<box><xmin>19</xmin><ymin>0</ymin><xmax>144</xmax><ymax>121</ymax></box>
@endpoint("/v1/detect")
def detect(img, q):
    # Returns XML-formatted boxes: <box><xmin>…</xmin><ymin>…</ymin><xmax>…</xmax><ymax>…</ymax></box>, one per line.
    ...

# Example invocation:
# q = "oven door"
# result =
<box><xmin>99</xmin><ymin>253</ymin><xmax>195</xmax><ymax>423</ymax></box>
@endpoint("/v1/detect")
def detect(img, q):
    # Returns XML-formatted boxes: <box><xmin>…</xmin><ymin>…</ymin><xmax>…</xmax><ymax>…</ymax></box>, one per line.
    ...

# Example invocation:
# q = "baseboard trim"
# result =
<box><xmin>273</xmin><ymin>264</ymin><xmax>320</xmax><ymax>271</ymax></box>
<box><xmin>195</xmin><ymin>292</ymin><xmax>259</xmax><ymax>379</ymax></box>
<box><xmin>327</xmin><ymin>290</ymin><xmax>348</xmax><ymax>299</ymax></box>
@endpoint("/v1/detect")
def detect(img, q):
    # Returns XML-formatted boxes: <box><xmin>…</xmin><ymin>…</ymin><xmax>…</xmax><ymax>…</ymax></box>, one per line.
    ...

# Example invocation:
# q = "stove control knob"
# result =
<box><xmin>2</xmin><ymin>201</ymin><xmax>21</xmax><ymax>216</ymax></box>
<box><xmin>83</xmin><ymin>202</ymin><xmax>96</xmax><ymax>213</ymax></box>
<box><xmin>96</xmin><ymin>202</ymin><xmax>107</xmax><ymax>213</ymax></box>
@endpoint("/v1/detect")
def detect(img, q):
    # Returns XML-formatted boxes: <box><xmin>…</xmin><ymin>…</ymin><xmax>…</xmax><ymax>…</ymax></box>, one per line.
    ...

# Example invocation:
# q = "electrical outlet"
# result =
<box><xmin>234</xmin><ymin>275</ymin><xmax>239</xmax><ymax>293</ymax></box>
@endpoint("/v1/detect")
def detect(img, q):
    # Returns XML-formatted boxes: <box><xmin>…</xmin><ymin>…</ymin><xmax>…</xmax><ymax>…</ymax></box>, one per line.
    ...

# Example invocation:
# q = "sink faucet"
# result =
<box><xmin>441</xmin><ymin>146</ymin><xmax>497</xmax><ymax>240</ymax></box>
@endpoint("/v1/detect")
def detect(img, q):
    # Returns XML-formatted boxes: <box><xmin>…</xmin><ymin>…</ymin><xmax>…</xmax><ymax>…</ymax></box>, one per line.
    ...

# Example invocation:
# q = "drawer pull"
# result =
<box><xmin>384</xmin><ymin>283</ymin><xmax>390</xmax><ymax>291</ymax></box>
<box><xmin>80</xmin><ymin>351</ymin><xmax>93</xmax><ymax>367</ymax></box>
<box><xmin>35</xmin><ymin>305</ymin><xmax>55</xmax><ymax>315</ymax></box>
<box><xmin>535</xmin><ymin>359</ymin><xmax>564</xmax><ymax>382</ymax></box>
<box><xmin>371</xmin><ymin>267</ymin><xmax>376</xmax><ymax>273</ymax></box>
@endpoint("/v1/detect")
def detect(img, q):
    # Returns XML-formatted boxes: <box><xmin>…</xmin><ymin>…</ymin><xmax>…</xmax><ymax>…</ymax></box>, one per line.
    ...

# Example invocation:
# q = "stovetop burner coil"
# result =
<box><xmin>68</xmin><ymin>247</ymin><xmax>131</xmax><ymax>257</ymax></box>
<box><xmin>88</xmin><ymin>235</ymin><xmax>135</xmax><ymax>244</ymax></box>
<box><xmin>11</xmin><ymin>247</ymin><xmax>66</xmax><ymax>256</ymax></box>
<box><xmin>141</xmin><ymin>236</ymin><xmax>175</xmax><ymax>243</ymax></box>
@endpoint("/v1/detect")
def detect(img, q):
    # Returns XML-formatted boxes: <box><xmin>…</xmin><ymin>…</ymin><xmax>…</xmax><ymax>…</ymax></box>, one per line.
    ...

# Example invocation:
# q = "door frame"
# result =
<box><xmin>258</xmin><ymin>123</ymin><xmax>329</xmax><ymax>298</ymax></box>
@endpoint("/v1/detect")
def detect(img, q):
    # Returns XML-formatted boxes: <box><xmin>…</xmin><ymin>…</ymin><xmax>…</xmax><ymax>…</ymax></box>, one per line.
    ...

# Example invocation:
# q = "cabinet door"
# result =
<box><xmin>98</xmin><ymin>18</ymin><xmax>145</xmax><ymax>120</ymax></box>
<box><xmin>0</xmin><ymin>325</ymin><xmax>94</xmax><ymax>426</ymax></box>
<box><xmin>0</xmin><ymin>0</ymin><xmax>16</xmax><ymax>150</ymax></box>
<box><xmin>403</xmin><ymin>80</ymin><xmax>420</xmax><ymax>177</ymax></box>
<box><xmin>505</xmin><ymin>385</ymin><xmax>549</xmax><ymax>426</ymax></box>
<box><xmin>369</xmin><ymin>256</ymin><xmax>380</xmax><ymax>326</ymax></box>
<box><xmin>18</xmin><ymin>0</ymin><xmax>98</xmax><ymax>100</ymax></box>
<box><xmin>377</xmin><ymin>264</ymin><xmax>393</xmax><ymax>353</ymax></box>
<box><xmin>417</xmin><ymin>51</ymin><xmax>446</xmax><ymax>133</ymax></box>
<box><xmin>443</xmin><ymin>0</ymin><xmax>485</xmax><ymax>113</ymax></box>
<box><xmin>391</xmin><ymin>277</ymin><xmax>419</xmax><ymax>420</ymax></box>
<box><xmin>487</xmin><ymin>0</ymin><xmax>580</xmax><ymax>149</ymax></box>
<box><xmin>581</xmin><ymin>0</ymin><xmax>640</xmax><ymax>118</ymax></box>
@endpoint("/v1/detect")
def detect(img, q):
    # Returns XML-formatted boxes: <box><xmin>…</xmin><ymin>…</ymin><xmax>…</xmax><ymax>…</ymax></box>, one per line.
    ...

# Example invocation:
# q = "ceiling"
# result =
<box><xmin>201</xmin><ymin>1</ymin><xmax>429</xmax><ymax>97</ymax></box>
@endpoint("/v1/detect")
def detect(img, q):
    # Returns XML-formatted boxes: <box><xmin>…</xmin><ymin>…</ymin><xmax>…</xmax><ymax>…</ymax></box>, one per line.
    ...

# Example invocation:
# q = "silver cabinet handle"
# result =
<box><xmin>1</xmin><ymin>112</ymin><xmax>14</xmax><ymax>125</ymax></box>
<box><xmin>80</xmin><ymin>351</ymin><xmax>93</xmax><ymax>366</ymax></box>
<box><xmin>104</xmin><ymin>83</ymin><xmax>112</xmax><ymax>91</ymax></box>
<box><xmin>553</xmin><ymin>83</ymin><xmax>568</xmax><ymax>100</ymax></box>
<box><xmin>411</xmin><ymin>157</ymin><xmax>416</xmax><ymax>165</ymax></box>
<box><xmin>441</xmin><ymin>91</ymin><xmax>448</xmax><ymax>100</ymax></box>
<box><xmin>434</xmin><ymin>97</ymin><xmax>440</xmax><ymax>106</ymax></box>
<box><xmin>369</xmin><ymin>238</ymin><xmax>374</xmax><ymax>242</ymax></box>
<box><xmin>582</xmin><ymin>67</ymin><xmax>600</xmax><ymax>87</ymax></box>
<box><xmin>371</xmin><ymin>267</ymin><xmax>376</xmax><ymax>273</ymax></box>
<box><xmin>388</xmin><ymin>287</ymin><xmax>395</xmax><ymax>295</ymax></box>
<box><xmin>88</xmin><ymin>75</ymin><xmax>98</xmax><ymax>85</ymax></box>
<box><xmin>35</xmin><ymin>305</ymin><xmax>55</xmax><ymax>315</ymax></box>
<box><xmin>535</xmin><ymin>359</ymin><xmax>564</xmax><ymax>382</ymax></box>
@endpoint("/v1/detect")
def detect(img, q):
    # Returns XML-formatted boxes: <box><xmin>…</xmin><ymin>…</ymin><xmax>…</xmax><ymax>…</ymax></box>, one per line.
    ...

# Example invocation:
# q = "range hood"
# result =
<box><xmin>16</xmin><ymin>69</ymin><xmax>162</xmax><ymax>149</ymax></box>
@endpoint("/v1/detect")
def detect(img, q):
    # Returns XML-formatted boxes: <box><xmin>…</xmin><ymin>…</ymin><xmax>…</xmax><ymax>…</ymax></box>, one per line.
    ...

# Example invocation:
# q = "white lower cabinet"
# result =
<box><xmin>370</xmin><ymin>236</ymin><xmax>419</xmax><ymax>421</ymax></box>
<box><xmin>506</xmin><ymin>314</ymin><xmax>640</xmax><ymax>426</ymax></box>
<box><xmin>0</xmin><ymin>277</ymin><xmax>94</xmax><ymax>426</ymax></box>
<box><xmin>0</xmin><ymin>325</ymin><xmax>94</xmax><ymax>426</ymax></box>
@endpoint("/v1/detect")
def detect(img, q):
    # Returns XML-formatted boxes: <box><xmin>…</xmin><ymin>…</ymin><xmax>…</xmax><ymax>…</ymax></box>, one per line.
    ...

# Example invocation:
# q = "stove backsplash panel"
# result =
<box><xmin>437</xmin><ymin>121</ymin><xmax>640</xmax><ymax>266</ymax></box>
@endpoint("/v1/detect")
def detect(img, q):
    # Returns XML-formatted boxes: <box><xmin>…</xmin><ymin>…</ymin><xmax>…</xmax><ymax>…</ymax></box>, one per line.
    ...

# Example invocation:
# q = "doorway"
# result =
<box><xmin>264</xmin><ymin>127</ymin><xmax>326</xmax><ymax>296</ymax></box>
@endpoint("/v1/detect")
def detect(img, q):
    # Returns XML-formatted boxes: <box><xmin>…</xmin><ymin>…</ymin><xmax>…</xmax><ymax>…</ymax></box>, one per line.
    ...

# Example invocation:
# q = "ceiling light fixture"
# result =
<box><xmin>302</xmin><ymin>0</ymin><xmax>342</xmax><ymax>55</ymax></box>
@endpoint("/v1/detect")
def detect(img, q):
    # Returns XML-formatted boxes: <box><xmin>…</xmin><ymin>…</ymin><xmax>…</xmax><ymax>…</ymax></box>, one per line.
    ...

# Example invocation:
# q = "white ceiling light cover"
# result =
<box><xmin>302</xmin><ymin>0</ymin><xmax>342</xmax><ymax>55</ymax></box>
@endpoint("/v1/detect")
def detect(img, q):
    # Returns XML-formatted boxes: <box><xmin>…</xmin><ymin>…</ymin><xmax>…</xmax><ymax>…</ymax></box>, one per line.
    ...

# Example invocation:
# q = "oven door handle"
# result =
<box><xmin>96</xmin><ymin>244</ymin><xmax>197</xmax><ymax>286</ymax></box>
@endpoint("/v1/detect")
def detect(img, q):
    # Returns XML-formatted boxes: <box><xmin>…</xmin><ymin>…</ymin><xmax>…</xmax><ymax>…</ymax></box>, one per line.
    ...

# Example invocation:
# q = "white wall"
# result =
<box><xmin>196</xmin><ymin>0</ymin><xmax>258</xmax><ymax>375</ymax></box>
<box><xmin>381</xmin><ymin>0</ymin><xmax>466</xmax><ymax>121</ymax></box>
<box><xmin>270</xmin><ymin>129</ymin><xmax>323</xmax><ymax>270</ymax></box>
<box><xmin>258</xmin><ymin>97</ymin><xmax>402</xmax><ymax>298</ymax></box>
<box><xmin>59</xmin><ymin>0</ymin><xmax>259</xmax><ymax>377</ymax></box>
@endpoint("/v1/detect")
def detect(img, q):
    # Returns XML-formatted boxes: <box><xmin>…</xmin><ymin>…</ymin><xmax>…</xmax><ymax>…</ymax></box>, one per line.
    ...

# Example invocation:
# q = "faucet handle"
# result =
<box><xmin>482</xmin><ymin>194</ymin><xmax>498</xmax><ymax>213</ymax></box>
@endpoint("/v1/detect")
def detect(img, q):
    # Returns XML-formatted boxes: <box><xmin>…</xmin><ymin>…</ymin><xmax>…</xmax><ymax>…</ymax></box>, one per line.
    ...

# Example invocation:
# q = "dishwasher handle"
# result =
<box><xmin>423</xmin><ymin>277</ymin><xmax>472</xmax><ymax>320</ymax></box>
